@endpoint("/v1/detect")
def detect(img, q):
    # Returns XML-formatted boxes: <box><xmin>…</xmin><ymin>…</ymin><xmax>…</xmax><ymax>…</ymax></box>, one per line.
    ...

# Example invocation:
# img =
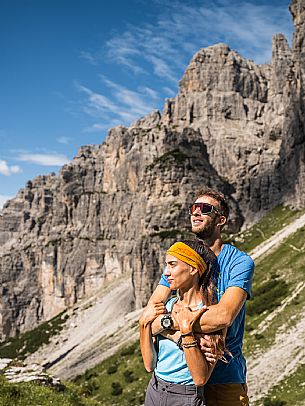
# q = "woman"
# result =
<box><xmin>139</xmin><ymin>240</ymin><xmax>225</xmax><ymax>406</ymax></box>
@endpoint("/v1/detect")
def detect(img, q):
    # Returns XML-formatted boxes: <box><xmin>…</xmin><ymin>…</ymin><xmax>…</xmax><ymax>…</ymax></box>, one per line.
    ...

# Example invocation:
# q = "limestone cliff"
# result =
<box><xmin>1</xmin><ymin>0</ymin><xmax>305</xmax><ymax>340</ymax></box>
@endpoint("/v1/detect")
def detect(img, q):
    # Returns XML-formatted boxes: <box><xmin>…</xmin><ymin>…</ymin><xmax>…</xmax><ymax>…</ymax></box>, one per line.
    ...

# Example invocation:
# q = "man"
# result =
<box><xmin>149</xmin><ymin>188</ymin><xmax>254</xmax><ymax>406</ymax></box>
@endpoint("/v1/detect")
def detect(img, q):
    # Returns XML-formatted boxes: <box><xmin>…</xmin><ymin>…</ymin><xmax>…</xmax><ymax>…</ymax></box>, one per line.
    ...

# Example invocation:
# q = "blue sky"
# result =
<box><xmin>0</xmin><ymin>0</ymin><xmax>294</xmax><ymax>208</ymax></box>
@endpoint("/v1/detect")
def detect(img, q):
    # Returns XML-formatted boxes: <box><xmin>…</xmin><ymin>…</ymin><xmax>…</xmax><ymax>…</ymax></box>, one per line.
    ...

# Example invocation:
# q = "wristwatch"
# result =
<box><xmin>161</xmin><ymin>314</ymin><xmax>173</xmax><ymax>329</ymax></box>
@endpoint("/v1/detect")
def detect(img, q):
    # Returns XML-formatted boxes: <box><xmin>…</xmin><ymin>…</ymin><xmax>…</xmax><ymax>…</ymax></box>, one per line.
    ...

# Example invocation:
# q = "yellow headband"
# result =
<box><xmin>166</xmin><ymin>242</ymin><xmax>207</xmax><ymax>276</ymax></box>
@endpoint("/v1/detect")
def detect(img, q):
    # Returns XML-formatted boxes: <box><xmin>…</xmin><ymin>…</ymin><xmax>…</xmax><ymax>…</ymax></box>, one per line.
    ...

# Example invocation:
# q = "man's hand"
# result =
<box><xmin>197</xmin><ymin>334</ymin><xmax>221</xmax><ymax>364</ymax></box>
<box><xmin>139</xmin><ymin>302</ymin><xmax>166</xmax><ymax>327</ymax></box>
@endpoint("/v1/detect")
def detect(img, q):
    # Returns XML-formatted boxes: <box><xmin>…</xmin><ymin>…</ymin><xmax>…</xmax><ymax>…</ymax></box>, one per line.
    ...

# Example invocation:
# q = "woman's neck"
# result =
<box><xmin>177</xmin><ymin>286</ymin><xmax>202</xmax><ymax>307</ymax></box>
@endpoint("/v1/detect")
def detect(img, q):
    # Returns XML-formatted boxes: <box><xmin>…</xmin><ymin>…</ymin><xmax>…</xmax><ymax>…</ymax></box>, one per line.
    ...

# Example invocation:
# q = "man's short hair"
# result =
<box><xmin>196</xmin><ymin>188</ymin><xmax>230</xmax><ymax>221</ymax></box>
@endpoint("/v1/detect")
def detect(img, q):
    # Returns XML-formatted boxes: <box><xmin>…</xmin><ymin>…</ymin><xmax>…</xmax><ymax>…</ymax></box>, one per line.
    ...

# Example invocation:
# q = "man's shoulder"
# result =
<box><xmin>221</xmin><ymin>243</ymin><xmax>254</xmax><ymax>267</ymax></box>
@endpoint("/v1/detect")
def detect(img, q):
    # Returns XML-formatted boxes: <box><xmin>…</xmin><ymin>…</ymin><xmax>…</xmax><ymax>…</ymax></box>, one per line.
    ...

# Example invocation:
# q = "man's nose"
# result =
<box><xmin>192</xmin><ymin>207</ymin><xmax>202</xmax><ymax>216</ymax></box>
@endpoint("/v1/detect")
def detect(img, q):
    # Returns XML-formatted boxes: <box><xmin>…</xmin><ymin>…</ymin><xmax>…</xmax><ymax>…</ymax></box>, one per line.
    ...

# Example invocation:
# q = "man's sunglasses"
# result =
<box><xmin>188</xmin><ymin>202</ymin><xmax>221</xmax><ymax>216</ymax></box>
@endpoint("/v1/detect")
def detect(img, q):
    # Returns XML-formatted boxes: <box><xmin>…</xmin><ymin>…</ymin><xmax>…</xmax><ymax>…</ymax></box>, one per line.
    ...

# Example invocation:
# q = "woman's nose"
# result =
<box><xmin>164</xmin><ymin>266</ymin><xmax>170</xmax><ymax>276</ymax></box>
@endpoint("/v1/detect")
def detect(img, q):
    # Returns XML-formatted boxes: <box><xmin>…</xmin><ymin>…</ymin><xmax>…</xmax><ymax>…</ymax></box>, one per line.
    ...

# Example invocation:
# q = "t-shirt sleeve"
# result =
<box><xmin>227</xmin><ymin>254</ymin><xmax>254</xmax><ymax>299</ymax></box>
<box><xmin>159</xmin><ymin>270</ymin><xmax>170</xmax><ymax>288</ymax></box>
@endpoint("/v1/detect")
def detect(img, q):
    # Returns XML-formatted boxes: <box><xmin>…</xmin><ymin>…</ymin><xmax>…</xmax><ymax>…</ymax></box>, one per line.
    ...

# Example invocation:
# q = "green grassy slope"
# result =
<box><xmin>0</xmin><ymin>311</ymin><xmax>69</xmax><ymax>360</ymax></box>
<box><xmin>261</xmin><ymin>363</ymin><xmax>305</xmax><ymax>406</ymax></box>
<box><xmin>243</xmin><ymin>225</ymin><xmax>305</xmax><ymax>357</ymax></box>
<box><xmin>224</xmin><ymin>204</ymin><xmax>305</xmax><ymax>253</ymax></box>
<box><xmin>0</xmin><ymin>375</ymin><xmax>99</xmax><ymax>406</ymax></box>
<box><xmin>73</xmin><ymin>342</ymin><xmax>150</xmax><ymax>406</ymax></box>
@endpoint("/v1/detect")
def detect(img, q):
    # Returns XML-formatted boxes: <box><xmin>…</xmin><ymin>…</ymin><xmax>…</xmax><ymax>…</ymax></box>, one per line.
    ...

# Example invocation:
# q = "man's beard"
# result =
<box><xmin>192</xmin><ymin>220</ymin><xmax>216</xmax><ymax>241</ymax></box>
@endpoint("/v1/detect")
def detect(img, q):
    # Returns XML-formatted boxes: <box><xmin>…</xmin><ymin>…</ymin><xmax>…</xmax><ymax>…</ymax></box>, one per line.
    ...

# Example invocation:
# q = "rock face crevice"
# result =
<box><xmin>1</xmin><ymin>0</ymin><xmax>305</xmax><ymax>339</ymax></box>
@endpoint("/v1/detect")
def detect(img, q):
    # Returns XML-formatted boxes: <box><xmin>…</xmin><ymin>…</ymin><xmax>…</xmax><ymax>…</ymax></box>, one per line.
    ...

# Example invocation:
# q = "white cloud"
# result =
<box><xmin>106</xmin><ymin>0</ymin><xmax>293</xmax><ymax>71</ymax></box>
<box><xmin>0</xmin><ymin>160</ymin><xmax>21</xmax><ymax>176</ymax></box>
<box><xmin>0</xmin><ymin>195</ymin><xmax>12</xmax><ymax>210</ymax></box>
<box><xmin>16</xmin><ymin>153</ymin><xmax>70</xmax><ymax>166</ymax></box>
<box><xmin>146</xmin><ymin>55</ymin><xmax>176</xmax><ymax>82</ymax></box>
<box><xmin>77</xmin><ymin>83</ymin><xmax>119</xmax><ymax>116</ymax></box>
<box><xmin>101</xmin><ymin>78</ymin><xmax>155</xmax><ymax>112</ymax></box>
<box><xmin>77</xmin><ymin>79</ymin><xmax>160</xmax><ymax>128</ymax></box>
<box><xmin>79</xmin><ymin>50</ymin><xmax>98</xmax><ymax>65</ymax></box>
<box><xmin>140</xmin><ymin>86</ymin><xmax>160</xmax><ymax>101</ymax></box>
<box><xmin>83</xmin><ymin>121</ymin><xmax>122</xmax><ymax>133</ymax></box>
<box><xmin>57</xmin><ymin>136</ymin><xmax>71</xmax><ymax>145</ymax></box>
<box><xmin>163</xmin><ymin>87</ymin><xmax>176</xmax><ymax>97</ymax></box>
<box><xmin>106</xmin><ymin>32</ymin><xmax>146</xmax><ymax>75</ymax></box>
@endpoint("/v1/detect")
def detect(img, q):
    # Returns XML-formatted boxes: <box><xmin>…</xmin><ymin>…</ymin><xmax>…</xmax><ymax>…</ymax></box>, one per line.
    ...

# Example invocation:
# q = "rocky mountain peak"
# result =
<box><xmin>179</xmin><ymin>43</ymin><xmax>268</xmax><ymax>102</ymax></box>
<box><xmin>290</xmin><ymin>0</ymin><xmax>305</xmax><ymax>54</ymax></box>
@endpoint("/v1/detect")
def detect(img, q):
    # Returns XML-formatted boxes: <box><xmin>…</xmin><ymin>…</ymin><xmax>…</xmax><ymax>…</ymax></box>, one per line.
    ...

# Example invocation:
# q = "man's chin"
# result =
<box><xmin>192</xmin><ymin>226</ymin><xmax>204</xmax><ymax>234</ymax></box>
<box><xmin>192</xmin><ymin>228</ymin><xmax>213</xmax><ymax>240</ymax></box>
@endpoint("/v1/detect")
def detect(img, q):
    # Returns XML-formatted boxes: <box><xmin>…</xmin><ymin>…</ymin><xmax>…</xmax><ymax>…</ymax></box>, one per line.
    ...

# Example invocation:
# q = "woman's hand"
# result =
<box><xmin>172</xmin><ymin>304</ymin><xmax>207</xmax><ymax>335</ymax></box>
<box><xmin>139</xmin><ymin>302</ymin><xmax>167</xmax><ymax>327</ymax></box>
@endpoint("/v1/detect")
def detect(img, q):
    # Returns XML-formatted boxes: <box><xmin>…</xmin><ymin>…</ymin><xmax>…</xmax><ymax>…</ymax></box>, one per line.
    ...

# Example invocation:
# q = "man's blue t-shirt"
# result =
<box><xmin>159</xmin><ymin>243</ymin><xmax>254</xmax><ymax>384</ymax></box>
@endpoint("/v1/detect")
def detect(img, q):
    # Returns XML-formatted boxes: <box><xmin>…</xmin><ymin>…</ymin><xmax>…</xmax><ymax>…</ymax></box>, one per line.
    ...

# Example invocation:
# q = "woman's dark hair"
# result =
<box><xmin>181</xmin><ymin>239</ymin><xmax>226</xmax><ymax>357</ymax></box>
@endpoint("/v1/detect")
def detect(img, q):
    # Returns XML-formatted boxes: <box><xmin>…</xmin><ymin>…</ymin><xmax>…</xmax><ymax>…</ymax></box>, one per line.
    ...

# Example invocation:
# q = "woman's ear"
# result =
<box><xmin>190</xmin><ymin>267</ymin><xmax>199</xmax><ymax>276</ymax></box>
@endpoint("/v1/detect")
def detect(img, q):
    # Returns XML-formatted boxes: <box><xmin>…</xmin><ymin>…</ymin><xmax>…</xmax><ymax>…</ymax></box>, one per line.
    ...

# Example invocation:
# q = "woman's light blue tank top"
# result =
<box><xmin>154</xmin><ymin>297</ymin><xmax>203</xmax><ymax>385</ymax></box>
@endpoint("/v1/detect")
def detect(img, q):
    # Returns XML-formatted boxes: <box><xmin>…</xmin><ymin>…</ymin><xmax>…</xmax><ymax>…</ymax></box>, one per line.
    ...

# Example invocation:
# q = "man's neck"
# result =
<box><xmin>208</xmin><ymin>237</ymin><xmax>224</xmax><ymax>257</ymax></box>
<box><xmin>196</xmin><ymin>235</ymin><xmax>224</xmax><ymax>257</ymax></box>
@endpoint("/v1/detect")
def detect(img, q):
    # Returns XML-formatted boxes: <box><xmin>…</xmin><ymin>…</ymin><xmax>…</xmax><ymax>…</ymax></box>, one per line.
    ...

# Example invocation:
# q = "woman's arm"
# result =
<box><xmin>181</xmin><ymin>333</ymin><xmax>214</xmax><ymax>386</ymax></box>
<box><xmin>139</xmin><ymin>322</ymin><xmax>157</xmax><ymax>372</ymax></box>
<box><xmin>139</xmin><ymin>302</ymin><xmax>166</xmax><ymax>372</ymax></box>
<box><xmin>173</xmin><ymin>305</ymin><xmax>216</xmax><ymax>386</ymax></box>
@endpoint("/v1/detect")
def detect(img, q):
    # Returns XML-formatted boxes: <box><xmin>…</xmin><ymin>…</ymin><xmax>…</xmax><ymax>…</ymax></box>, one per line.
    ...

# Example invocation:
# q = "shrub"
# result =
<box><xmin>147</xmin><ymin>149</ymin><xmax>189</xmax><ymax>170</ymax></box>
<box><xmin>87</xmin><ymin>378</ymin><xmax>99</xmax><ymax>393</ymax></box>
<box><xmin>263</xmin><ymin>397</ymin><xmax>286</xmax><ymax>406</ymax></box>
<box><xmin>247</xmin><ymin>278</ymin><xmax>288</xmax><ymax>316</ymax></box>
<box><xmin>85</xmin><ymin>371</ymin><xmax>98</xmax><ymax>380</ymax></box>
<box><xmin>121</xmin><ymin>345</ymin><xmax>136</xmax><ymax>356</ymax></box>
<box><xmin>123</xmin><ymin>369</ymin><xmax>135</xmax><ymax>383</ymax></box>
<box><xmin>111</xmin><ymin>382</ymin><xmax>123</xmax><ymax>396</ymax></box>
<box><xmin>107</xmin><ymin>364</ymin><xmax>118</xmax><ymax>374</ymax></box>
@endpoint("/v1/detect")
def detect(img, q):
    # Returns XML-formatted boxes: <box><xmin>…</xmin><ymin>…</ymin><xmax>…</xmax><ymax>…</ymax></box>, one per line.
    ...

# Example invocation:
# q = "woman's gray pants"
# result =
<box><xmin>145</xmin><ymin>373</ymin><xmax>206</xmax><ymax>406</ymax></box>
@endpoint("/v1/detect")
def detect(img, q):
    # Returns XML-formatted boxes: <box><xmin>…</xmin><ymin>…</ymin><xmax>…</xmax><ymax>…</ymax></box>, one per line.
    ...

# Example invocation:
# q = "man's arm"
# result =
<box><xmin>194</xmin><ymin>286</ymin><xmax>247</xmax><ymax>333</ymax></box>
<box><xmin>149</xmin><ymin>285</ymin><xmax>247</xmax><ymax>334</ymax></box>
<box><xmin>148</xmin><ymin>284</ymin><xmax>171</xmax><ymax>304</ymax></box>
<box><xmin>195</xmin><ymin>252</ymin><xmax>254</xmax><ymax>334</ymax></box>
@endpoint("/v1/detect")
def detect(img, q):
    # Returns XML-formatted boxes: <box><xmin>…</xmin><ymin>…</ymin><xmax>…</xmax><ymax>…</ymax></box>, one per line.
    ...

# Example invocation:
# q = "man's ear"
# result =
<box><xmin>217</xmin><ymin>215</ymin><xmax>227</xmax><ymax>227</ymax></box>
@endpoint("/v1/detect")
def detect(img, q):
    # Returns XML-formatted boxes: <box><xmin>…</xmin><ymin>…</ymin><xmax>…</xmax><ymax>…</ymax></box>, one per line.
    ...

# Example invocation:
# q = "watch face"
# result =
<box><xmin>161</xmin><ymin>315</ymin><xmax>172</xmax><ymax>329</ymax></box>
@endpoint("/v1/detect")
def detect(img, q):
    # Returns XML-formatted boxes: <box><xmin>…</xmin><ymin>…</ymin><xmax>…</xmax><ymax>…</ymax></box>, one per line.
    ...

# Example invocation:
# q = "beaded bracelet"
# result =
<box><xmin>182</xmin><ymin>340</ymin><xmax>198</xmax><ymax>348</ymax></box>
<box><xmin>180</xmin><ymin>331</ymin><xmax>195</xmax><ymax>337</ymax></box>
